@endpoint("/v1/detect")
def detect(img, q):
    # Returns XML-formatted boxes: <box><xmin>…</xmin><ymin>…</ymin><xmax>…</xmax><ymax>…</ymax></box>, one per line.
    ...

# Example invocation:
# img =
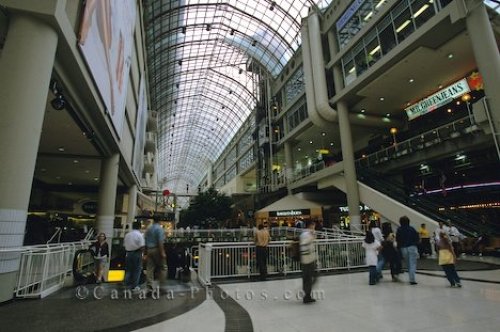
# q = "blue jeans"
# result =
<box><xmin>400</xmin><ymin>245</ymin><xmax>418</xmax><ymax>283</ymax></box>
<box><xmin>369</xmin><ymin>266</ymin><xmax>378</xmax><ymax>285</ymax></box>
<box><xmin>441</xmin><ymin>264</ymin><xmax>461</xmax><ymax>286</ymax></box>
<box><xmin>125</xmin><ymin>250</ymin><xmax>142</xmax><ymax>289</ymax></box>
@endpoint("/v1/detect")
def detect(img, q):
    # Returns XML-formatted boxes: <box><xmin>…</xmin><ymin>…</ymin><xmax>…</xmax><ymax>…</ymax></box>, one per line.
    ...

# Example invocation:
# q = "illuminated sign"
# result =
<box><xmin>405</xmin><ymin>79</ymin><xmax>470</xmax><ymax>120</ymax></box>
<box><xmin>339</xmin><ymin>205</ymin><xmax>371</xmax><ymax>213</ymax></box>
<box><xmin>269</xmin><ymin>209</ymin><xmax>310</xmax><ymax>217</ymax></box>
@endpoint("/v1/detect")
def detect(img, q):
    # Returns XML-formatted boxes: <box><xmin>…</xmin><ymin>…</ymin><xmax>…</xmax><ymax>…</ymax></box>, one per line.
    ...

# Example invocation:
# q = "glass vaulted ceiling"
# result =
<box><xmin>144</xmin><ymin>0</ymin><xmax>333</xmax><ymax>196</ymax></box>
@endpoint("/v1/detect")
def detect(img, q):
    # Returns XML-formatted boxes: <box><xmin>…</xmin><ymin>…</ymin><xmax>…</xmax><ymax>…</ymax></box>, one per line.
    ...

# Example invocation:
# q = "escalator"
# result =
<box><xmin>356</xmin><ymin>167</ymin><xmax>498</xmax><ymax>237</ymax></box>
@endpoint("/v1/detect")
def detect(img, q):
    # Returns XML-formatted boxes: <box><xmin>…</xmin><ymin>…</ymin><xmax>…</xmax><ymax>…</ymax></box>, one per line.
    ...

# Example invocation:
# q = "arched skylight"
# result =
<box><xmin>143</xmin><ymin>0</ymin><xmax>333</xmax><ymax>196</ymax></box>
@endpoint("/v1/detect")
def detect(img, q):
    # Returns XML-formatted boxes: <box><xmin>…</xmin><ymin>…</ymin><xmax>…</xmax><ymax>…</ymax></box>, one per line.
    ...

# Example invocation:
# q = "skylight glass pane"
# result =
<box><xmin>144</xmin><ymin>0</ymin><xmax>331</xmax><ymax>195</ymax></box>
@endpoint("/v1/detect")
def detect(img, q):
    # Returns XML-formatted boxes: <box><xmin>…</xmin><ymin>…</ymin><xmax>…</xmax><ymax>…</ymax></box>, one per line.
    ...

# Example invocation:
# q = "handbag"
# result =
<box><xmin>438</xmin><ymin>249</ymin><xmax>455</xmax><ymax>265</ymax></box>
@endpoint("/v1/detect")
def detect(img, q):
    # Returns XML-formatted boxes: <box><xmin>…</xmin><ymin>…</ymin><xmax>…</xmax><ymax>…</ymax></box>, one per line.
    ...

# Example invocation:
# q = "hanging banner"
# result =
<box><xmin>405</xmin><ymin>78</ymin><xmax>470</xmax><ymax>120</ymax></box>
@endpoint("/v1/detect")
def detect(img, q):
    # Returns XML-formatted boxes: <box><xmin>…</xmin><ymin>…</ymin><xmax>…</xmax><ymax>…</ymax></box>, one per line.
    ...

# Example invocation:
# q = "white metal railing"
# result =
<box><xmin>197</xmin><ymin>237</ymin><xmax>365</xmax><ymax>286</ymax></box>
<box><xmin>167</xmin><ymin>226</ymin><xmax>350</xmax><ymax>242</ymax></box>
<box><xmin>1</xmin><ymin>241</ymin><xmax>92</xmax><ymax>298</ymax></box>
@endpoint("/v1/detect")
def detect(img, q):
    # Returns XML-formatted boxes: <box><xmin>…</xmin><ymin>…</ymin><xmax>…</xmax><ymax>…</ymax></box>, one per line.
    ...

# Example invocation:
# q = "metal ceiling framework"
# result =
<box><xmin>144</xmin><ymin>0</ymin><xmax>334</xmax><ymax>196</ymax></box>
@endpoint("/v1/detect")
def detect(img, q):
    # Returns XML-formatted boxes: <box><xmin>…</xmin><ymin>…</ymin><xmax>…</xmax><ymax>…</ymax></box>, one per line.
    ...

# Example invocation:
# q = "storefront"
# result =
<box><xmin>255</xmin><ymin>195</ymin><xmax>323</xmax><ymax>226</ymax></box>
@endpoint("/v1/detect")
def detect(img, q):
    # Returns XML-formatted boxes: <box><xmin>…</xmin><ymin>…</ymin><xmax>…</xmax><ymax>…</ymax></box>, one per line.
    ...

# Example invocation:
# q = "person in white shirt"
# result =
<box><xmin>434</xmin><ymin>221</ymin><xmax>450</xmax><ymax>253</ymax></box>
<box><xmin>300</xmin><ymin>220</ymin><xmax>317</xmax><ymax>303</ymax></box>
<box><xmin>448</xmin><ymin>221</ymin><xmax>464</xmax><ymax>255</ymax></box>
<box><xmin>362</xmin><ymin>231</ymin><xmax>382</xmax><ymax>285</ymax></box>
<box><xmin>124</xmin><ymin>221</ymin><xmax>145</xmax><ymax>291</ymax></box>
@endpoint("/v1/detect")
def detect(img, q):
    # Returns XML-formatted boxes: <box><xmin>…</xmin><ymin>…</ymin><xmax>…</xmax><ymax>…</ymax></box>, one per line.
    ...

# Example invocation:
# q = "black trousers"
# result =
<box><xmin>256</xmin><ymin>246</ymin><xmax>268</xmax><ymax>280</ymax></box>
<box><xmin>301</xmin><ymin>262</ymin><xmax>317</xmax><ymax>299</ymax></box>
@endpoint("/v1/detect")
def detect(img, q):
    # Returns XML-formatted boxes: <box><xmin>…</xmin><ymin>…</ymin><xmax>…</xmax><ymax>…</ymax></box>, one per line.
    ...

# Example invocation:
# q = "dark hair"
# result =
<box><xmin>305</xmin><ymin>219</ymin><xmax>315</xmax><ymax>228</ymax></box>
<box><xmin>399</xmin><ymin>216</ymin><xmax>410</xmax><ymax>226</ymax></box>
<box><xmin>132</xmin><ymin>221</ymin><xmax>141</xmax><ymax>230</ymax></box>
<box><xmin>364</xmin><ymin>231</ymin><xmax>374</xmax><ymax>244</ymax></box>
<box><xmin>369</xmin><ymin>220</ymin><xmax>378</xmax><ymax>229</ymax></box>
<box><xmin>381</xmin><ymin>222</ymin><xmax>393</xmax><ymax>237</ymax></box>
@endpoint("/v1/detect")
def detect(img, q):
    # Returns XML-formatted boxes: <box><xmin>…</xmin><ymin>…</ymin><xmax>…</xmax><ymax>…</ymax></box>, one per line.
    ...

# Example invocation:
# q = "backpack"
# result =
<box><xmin>288</xmin><ymin>239</ymin><xmax>300</xmax><ymax>262</ymax></box>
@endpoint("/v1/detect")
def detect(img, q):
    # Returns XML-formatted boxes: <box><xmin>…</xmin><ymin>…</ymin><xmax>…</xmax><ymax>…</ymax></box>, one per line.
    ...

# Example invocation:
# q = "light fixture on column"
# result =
<box><xmin>51</xmin><ymin>94</ymin><xmax>66</xmax><ymax>110</ymax></box>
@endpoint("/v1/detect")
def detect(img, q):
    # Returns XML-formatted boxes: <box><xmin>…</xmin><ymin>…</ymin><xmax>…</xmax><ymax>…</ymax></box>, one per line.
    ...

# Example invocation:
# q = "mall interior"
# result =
<box><xmin>0</xmin><ymin>0</ymin><xmax>500</xmax><ymax>331</ymax></box>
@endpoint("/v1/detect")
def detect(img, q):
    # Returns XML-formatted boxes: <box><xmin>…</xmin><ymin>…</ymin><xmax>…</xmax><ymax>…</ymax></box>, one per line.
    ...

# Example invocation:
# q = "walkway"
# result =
<box><xmin>1</xmin><ymin>256</ymin><xmax>499</xmax><ymax>332</ymax></box>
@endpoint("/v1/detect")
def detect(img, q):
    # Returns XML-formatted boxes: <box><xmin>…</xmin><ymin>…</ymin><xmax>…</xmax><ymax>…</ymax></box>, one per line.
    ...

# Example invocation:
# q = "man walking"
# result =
<box><xmin>396</xmin><ymin>216</ymin><xmax>420</xmax><ymax>285</ymax></box>
<box><xmin>300</xmin><ymin>220</ymin><xmax>317</xmax><ymax>303</ymax></box>
<box><xmin>123</xmin><ymin>221</ymin><xmax>145</xmax><ymax>292</ymax></box>
<box><xmin>254</xmin><ymin>222</ymin><xmax>270</xmax><ymax>281</ymax></box>
<box><xmin>144</xmin><ymin>217</ymin><xmax>166</xmax><ymax>292</ymax></box>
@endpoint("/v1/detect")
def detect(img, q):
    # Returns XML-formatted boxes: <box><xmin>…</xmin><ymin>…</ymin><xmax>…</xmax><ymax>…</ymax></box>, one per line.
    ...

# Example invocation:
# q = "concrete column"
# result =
<box><xmin>0</xmin><ymin>14</ymin><xmax>58</xmax><ymax>302</ymax></box>
<box><xmin>126</xmin><ymin>184</ymin><xmax>138</xmax><ymax>231</ymax></box>
<box><xmin>328</xmin><ymin>30</ymin><xmax>345</xmax><ymax>92</ymax></box>
<box><xmin>96</xmin><ymin>153</ymin><xmax>120</xmax><ymax>243</ymax></box>
<box><xmin>284</xmin><ymin>141</ymin><xmax>294</xmax><ymax>194</ymax></box>
<box><xmin>465</xmin><ymin>1</ymin><xmax>500</xmax><ymax>130</ymax></box>
<box><xmin>337</xmin><ymin>101</ymin><xmax>361</xmax><ymax>231</ymax></box>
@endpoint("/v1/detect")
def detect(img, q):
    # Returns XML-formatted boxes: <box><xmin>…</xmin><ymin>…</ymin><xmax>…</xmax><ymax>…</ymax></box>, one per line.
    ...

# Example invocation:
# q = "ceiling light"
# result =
<box><xmin>447</xmin><ymin>108</ymin><xmax>452</xmax><ymax>113</ymax></box>
<box><xmin>55</xmin><ymin>176</ymin><xmax>61</xmax><ymax>180</ymax></box>
<box><xmin>380</xmin><ymin>97</ymin><xmax>385</xmax><ymax>101</ymax></box>
<box><xmin>375</xmin><ymin>0</ymin><xmax>386</xmax><ymax>9</ymax></box>
<box><xmin>85</xmin><ymin>170</ymin><xmax>90</xmax><ymax>174</ymax></box>
<box><xmin>348</xmin><ymin>66</ymin><xmax>355</xmax><ymax>74</ymax></box>
<box><xmin>93</xmin><ymin>177</ymin><xmax>99</xmax><ymax>181</ymax></box>
<box><xmin>330</xmin><ymin>142</ymin><xmax>334</xmax><ymax>146</ymax></box>
<box><xmin>68</xmin><ymin>182</ymin><xmax>72</xmax><ymax>185</ymax></box>
<box><xmin>386</xmin><ymin>113</ymin><xmax>390</xmax><ymax>117</ymax></box>
<box><xmin>309</xmin><ymin>140</ymin><xmax>313</xmax><ymax>144</ymax></box>
<box><xmin>369</xmin><ymin>45</ymin><xmax>380</xmax><ymax>55</ymax></box>
<box><xmin>41</xmin><ymin>168</ymin><xmax>46</xmax><ymax>172</ymax></box>
<box><xmin>361</xmin><ymin>109</ymin><xmax>366</xmax><ymax>113</ymax></box>
<box><xmin>73</xmin><ymin>160</ymin><xmax>79</xmax><ymax>164</ymax></box>
<box><xmin>396</xmin><ymin>20</ymin><xmax>411</xmax><ymax>33</ymax></box>
<box><xmin>364</xmin><ymin>11</ymin><xmax>373</xmax><ymax>21</ymax></box>
<box><xmin>58</xmin><ymin>147</ymin><xmax>65</xmax><ymax>152</ymax></box>
<box><xmin>321</xmin><ymin>132</ymin><xmax>326</xmax><ymax>136</ymax></box>
<box><xmin>413</xmin><ymin>4</ymin><xmax>429</xmax><ymax>18</ymax></box>
<box><xmin>447</xmin><ymin>53</ymin><xmax>454</xmax><ymax>59</ymax></box>
<box><xmin>438</xmin><ymin>84</ymin><xmax>443</xmax><ymax>89</ymax></box>
<box><xmin>298</xmin><ymin>148</ymin><xmax>301</xmax><ymax>151</ymax></box>
<box><xmin>409</xmin><ymin>78</ymin><xmax>414</xmax><ymax>83</ymax></box>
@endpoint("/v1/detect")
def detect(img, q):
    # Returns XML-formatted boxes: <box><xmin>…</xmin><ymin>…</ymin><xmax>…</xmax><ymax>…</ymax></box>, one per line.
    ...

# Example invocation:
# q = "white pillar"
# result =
<box><xmin>337</xmin><ymin>101</ymin><xmax>361</xmax><ymax>231</ymax></box>
<box><xmin>0</xmin><ymin>13</ymin><xmax>58</xmax><ymax>302</ymax></box>
<box><xmin>126</xmin><ymin>184</ymin><xmax>138</xmax><ymax>231</ymax></box>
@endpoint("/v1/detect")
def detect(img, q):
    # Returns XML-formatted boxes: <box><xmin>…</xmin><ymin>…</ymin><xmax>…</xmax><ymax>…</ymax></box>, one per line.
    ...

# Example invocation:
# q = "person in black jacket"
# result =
<box><xmin>396</xmin><ymin>216</ymin><xmax>420</xmax><ymax>285</ymax></box>
<box><xmin>89</xmin><ymin>232</ymin><xmax>109</xmax><ymax>283</ymax></box>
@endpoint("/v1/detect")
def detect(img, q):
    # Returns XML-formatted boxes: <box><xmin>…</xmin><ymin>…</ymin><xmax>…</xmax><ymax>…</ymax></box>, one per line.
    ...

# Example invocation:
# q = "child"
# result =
<box><xmin>437</xmin><ymin>232</ymin><xmax>462</xmax><ymax>287</ymax></box>
<box><xmin>362</xmin><ymin>231</ymin><xmax>381</xmax><ymax>285</ymax></box>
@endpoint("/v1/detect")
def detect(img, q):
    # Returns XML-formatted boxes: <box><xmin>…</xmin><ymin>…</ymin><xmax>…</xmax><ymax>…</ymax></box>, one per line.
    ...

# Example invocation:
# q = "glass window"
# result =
<box><xmin>412</xmin><ymin>0</ymin><xmax>436</xmax><ymax>28</ymax></box>
<box><xmin>393</xmin><ymin>2</ymin><xmax>415</xmax><ymax>44</ymax></box>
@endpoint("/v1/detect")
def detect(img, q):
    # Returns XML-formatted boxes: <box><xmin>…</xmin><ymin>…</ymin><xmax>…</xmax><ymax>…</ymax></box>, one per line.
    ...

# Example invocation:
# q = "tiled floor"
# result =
<box><xmin>1</xmin><ymin>257</ymin><xmax>499</xmax><ymax>331</ymax></box>
<box><xmin>141</xmin><ymin>257</ymin><xmax>500</xmax><ymax>332</ymax></box>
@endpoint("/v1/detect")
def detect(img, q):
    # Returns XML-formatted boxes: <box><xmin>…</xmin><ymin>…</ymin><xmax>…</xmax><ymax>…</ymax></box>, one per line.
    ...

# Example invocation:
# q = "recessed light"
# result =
<box><xmin>386</xmin><ymin>113</ymin><xmax>391</xmax><ymax>117</ymax></box>
<box><xmin>447</xmin><ymin>108</ymin><xmax>452</xmax><ymax>113</ymax></box>
<box><xmin>85</xmin><ymin>170</ymin><xmax>90</xmax><ymax>174</ymax></box>
<box><xmin>73</xmin><ymin>160</ymin><xmax>79</xmax><ymax>164</ymax></box>
<box><xmin>361</xmin><ymin>109</ymin><xmax>366</xmax><ymax>113</ymax></box>
<box><xmin>93</xmin><ymin>177</ymin><xmax>99</xmax><ymax>181</ymax></box>
<box><xmin>55</xmin><ymin>176</ymin><xmax>61</xmax><ymax>180</ymax></box>
<box><xmin>68</xmin><ymin>182</ymin><xmax>72</xmax><ymax>185</ymax></box>
<box><xmin>58</xmin><ymin>147</ymin><xmax>65</xmax><ymax>152</ymax></box>
<box><xmin>330</xmin><ymin>142</ymin><xmax>334</xmax><ymax>146</ymax></box>
<box><xmin>321</xmin><ymin>132</ymin><xmax>326</xmax><ymax>136</ymax></box>
<box><xmin>380</xmin><ymin>97</ymin><xmax>385</xmax><ymax>101</ymax></box>
<box><xmin>406</xmin><ymin>102</ymin><xmax>411</xmax><ymax>106</ymax></box>
<box><xmin>309</xmin><ymin>140</ymin><xmax>313</xmax><ymax>144</ymax></box>
<box><xmin>438</xmin><ymin>84</ymin><xmax>443</xmax><ymax>89</ymax></box>
<box><xmin>297</xmin><ymin>148</ymin><xmax>301</xmax><ymax>151</ymax></box>
<box><xmin>409</xmin><ymin>78</ymin><xmax>414</xmax><ymax>83</ymax></box>
<box><xmin>447</xmin><ymin>53</ymin><xmax>454</xmax><ymax>59</ymax></box>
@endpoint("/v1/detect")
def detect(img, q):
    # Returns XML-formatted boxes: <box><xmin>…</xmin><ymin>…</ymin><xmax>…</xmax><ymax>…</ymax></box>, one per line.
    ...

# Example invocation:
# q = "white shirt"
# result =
<box><xmin>371</xmin><ymin>227</ymin><xmax>384</xmax><ymax>243</ymax></box>
<box><xmin>362</xmin><ymin>240</ymin><xmax>381</xmax><ymax>266</ymax></box>
<box><xmin>124</xmin><ymin>229</ymin><xmax>145</xmax><ymax>251</ymax></box>
<box><xmin>434</xmin><ymin>225</ymin><xmax>450</xmax><ymax>241</ymax></box>
<box><xmin>300</xmin><ymin>229</ymin><xmax>316</xmax><ymax>264</ymax></box>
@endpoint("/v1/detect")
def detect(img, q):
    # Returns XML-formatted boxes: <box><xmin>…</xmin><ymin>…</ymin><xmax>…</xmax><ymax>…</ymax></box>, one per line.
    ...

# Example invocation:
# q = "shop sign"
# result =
<box><xmin>405</xmin><ymin>79</ymin><xmax>470</xmax><ymax>120</ymax></box>
<box><xmin>269</xmin><ymin>209</ymin><xmax>310</xmax><ymax>217</ymax></box>
<box><xmin>339</xmin><ymin>205</ymin><xmax>371</xmax><ymax>213</ymax></box>
<box><xmin>336</xmin><ymin>0</ymin><xmax>366</xmax><ymax>31</ymax></box>
<box><xmin>81</xmin><ymin>201</ymin><xmax>98</xmax><ymax>214</ymax></box>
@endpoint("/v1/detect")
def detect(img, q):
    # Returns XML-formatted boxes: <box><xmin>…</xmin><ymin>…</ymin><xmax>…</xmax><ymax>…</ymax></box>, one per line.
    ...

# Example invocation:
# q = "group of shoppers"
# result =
<box><xmin>363</xmin><ymin>216</ymin><xmax>461</xmax><ymax>288</ymax></box>
<box><xmin>89</xmin><ymin>217</ymin><xmax>168</xmax><ymax>292</ymax></box>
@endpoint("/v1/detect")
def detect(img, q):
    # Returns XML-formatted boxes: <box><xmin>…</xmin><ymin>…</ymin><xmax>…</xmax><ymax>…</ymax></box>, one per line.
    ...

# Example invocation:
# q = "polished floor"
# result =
<box><xmin>1</xmin><ymin>256</ymin><xmax>499</xmax><ymax>332</ymax></box>
<box><xmin>138</xmin><ymin>256</ymin><xmax>500</xmax><ymax>332</ymax></box>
